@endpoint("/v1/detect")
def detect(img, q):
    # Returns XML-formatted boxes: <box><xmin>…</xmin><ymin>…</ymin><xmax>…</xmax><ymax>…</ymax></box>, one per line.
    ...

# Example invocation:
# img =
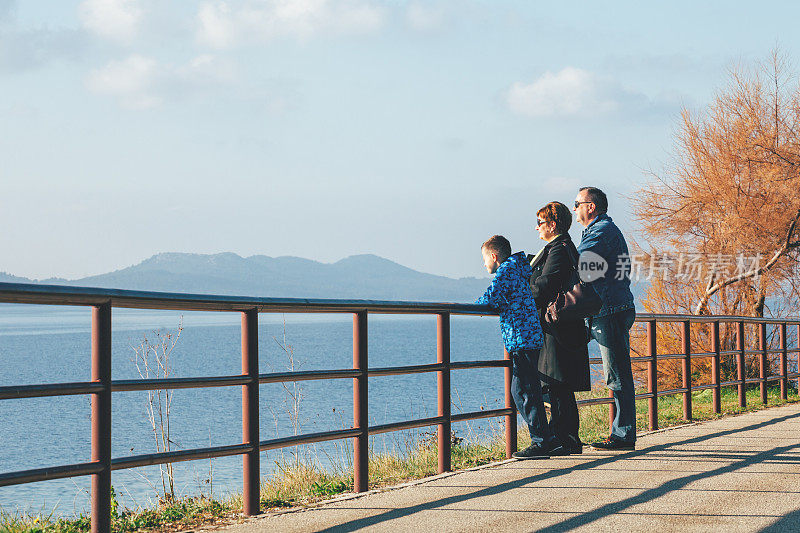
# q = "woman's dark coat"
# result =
<box><xmin>528</xmin><ymin>234</ymin><xmax>591</xmax><ymax>392</ymax></box>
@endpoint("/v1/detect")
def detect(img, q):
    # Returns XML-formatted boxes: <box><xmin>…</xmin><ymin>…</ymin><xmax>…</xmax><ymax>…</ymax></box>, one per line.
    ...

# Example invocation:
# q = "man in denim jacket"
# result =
<box><xmin>574</xmin><ymin>187</ymin><xmax>637</xmax><ymax>450</ymax></box>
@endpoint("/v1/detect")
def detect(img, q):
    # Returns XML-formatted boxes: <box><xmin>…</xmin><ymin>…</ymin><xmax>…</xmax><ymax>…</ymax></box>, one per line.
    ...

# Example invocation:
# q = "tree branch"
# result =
<box><xmin>694</xmin><ymin>208</ymin><xmax>800</xmax><ymax>314</ymax></box>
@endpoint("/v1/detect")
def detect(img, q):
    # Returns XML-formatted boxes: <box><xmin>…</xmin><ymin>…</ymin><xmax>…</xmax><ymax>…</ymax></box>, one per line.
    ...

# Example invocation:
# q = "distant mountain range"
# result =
<box><xmin>0</xmin><ymin>253</ymin><xmax>490</xmax><ymax>303</ymax></box>
<box><xmin>0</xmin><ymin>252</ymin><xmax>650</xmax><ymax>304</ymax></box>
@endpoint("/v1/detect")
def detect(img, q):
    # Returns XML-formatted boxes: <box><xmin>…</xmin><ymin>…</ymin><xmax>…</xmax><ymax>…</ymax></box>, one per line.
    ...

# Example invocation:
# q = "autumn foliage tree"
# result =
<box><xmin>630</xmin><ymin>51</ymin><xmax>800</xmax><ymax>388</ymax></box>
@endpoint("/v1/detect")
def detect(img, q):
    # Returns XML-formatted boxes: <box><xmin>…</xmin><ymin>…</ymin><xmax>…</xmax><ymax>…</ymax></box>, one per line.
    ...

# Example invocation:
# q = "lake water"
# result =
<box><xmin>1</xmin><ymin>305</ymin><xmax>561</xmax><ymax>516</ymax></box>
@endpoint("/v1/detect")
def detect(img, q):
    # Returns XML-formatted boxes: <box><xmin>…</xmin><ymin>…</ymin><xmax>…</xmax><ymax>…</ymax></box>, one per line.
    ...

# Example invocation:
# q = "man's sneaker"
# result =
<box><xmin>589</xmin><ymin>436</ymin><xmax>635</xmax><ymax>451</ymax></box>
<box><xmin>512</xmin><ymin>443</ymin><xmax>551</xmax><ymax>459</ymax></box>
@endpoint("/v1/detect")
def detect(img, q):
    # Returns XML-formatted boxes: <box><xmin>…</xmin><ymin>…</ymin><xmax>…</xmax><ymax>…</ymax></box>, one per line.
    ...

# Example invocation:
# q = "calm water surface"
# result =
<box><xmin>1</xmin><ymin>306</ymin><xmax>522</xmax><ymax>516</ymax></box>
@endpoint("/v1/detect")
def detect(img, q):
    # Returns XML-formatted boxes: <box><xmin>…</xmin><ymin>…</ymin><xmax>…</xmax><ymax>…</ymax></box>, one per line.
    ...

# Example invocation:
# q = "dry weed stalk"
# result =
<box><xmin>131</xmin><ymin>317</ymin><xmax>183</xmax><ymax>503</ymax></box>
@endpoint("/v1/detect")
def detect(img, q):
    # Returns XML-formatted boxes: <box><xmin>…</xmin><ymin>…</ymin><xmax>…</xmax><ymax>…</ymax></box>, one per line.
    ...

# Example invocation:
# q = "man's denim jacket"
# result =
<box><xmin>576</xmin><ymin>213</ymin><xmax>635</xmax><ymax>318</ymax></box>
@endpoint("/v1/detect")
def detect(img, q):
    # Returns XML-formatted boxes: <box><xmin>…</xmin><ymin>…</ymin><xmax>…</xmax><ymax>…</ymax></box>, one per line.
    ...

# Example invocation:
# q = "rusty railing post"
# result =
<box><xmin>608</xmin><ymin>388</ymin><xmax>616</xmax><ymax>433</ymax></box>
<box><xmin>712</xmin><ymin>321</ymin><xmax>721</xmax><ymax>414</ymax></box>
<box><xmin>681</xmin><ymin>320</ymin><xmax>692</xmax><ymax>420</ymax></box>
<box><xmin>504</xmin><ymin>347</ymin><xmax>516</xmax><ymax>458</ymax></box>
<box><xmin>437</xmin><ymin>313</ymin><xmax>451</xmax><ymax>473</ymax></box>
<box><xmin>353</xmin><ymin>311</ymin><xmax>369</xmax><ymax>492</ymax></box>
<box><xmin>780</xmin><ymin>322</ymin><xmax>788</xmax><ymax>400</ymax></box>
<box><xmin>797</xmin><ymin>324</ymin><xmax>800</xmax><ymax>393</ymax></box>
<box><xmin>91</xmin><ymin>303</ymin><xmax>112</xmax><ymax>533</ymax></box>
<box><xmin>241</xmin><ymin>309</ymin><xmax>259</xmax><ymax>515</ymax></box>
<box><xmin>647</xmin><ymin>320</ymin><xmax>657</xmax><ymax>430</ymax></box>
<box><xmin>758</xmin><ymin>322</ymin><xmax>768</xmax><ymax>405</ymax></box>
<box><xmin>737</xmin><ymin>321</ymin><xmax>746</xmax><ymax>408</ymax></box>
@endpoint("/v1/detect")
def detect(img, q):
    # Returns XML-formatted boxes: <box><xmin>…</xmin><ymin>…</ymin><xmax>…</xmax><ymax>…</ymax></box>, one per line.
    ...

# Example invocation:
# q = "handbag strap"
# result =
<box><xmin>559</xmin><ymin>241</ymin><xmax>581</xmax><ymax>289</ymax></box>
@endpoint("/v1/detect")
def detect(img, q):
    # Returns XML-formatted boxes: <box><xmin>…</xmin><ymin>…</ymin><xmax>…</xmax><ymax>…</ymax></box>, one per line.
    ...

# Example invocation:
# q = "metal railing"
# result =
<box><xmin>0</xmin><ymin>282</ymin><xmax>514</xmax><ymax>533</ymax></box>
<box><xmin>1</xmin><ymin>282</ymin><xmax>799</xmax><ymax>532</ymax></box>
<box><xmin>624</xmin><ymin>314</ymin><xmax>800</xmax><ymax>431</ymax></box>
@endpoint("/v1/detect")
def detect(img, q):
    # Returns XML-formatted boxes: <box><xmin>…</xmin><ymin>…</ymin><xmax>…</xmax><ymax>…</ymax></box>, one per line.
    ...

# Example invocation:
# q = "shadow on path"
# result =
<box><xmin>318</xmin><ymin>410</ymin><xmax>800</xmax><ymax>533</ymax></box>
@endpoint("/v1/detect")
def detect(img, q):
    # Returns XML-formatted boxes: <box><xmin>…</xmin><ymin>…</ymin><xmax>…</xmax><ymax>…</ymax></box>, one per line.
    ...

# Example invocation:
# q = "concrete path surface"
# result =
<box><xmin>225</xmin><ymin>403</ymin><xmax>800</xmax><ymax>532</ymax></box>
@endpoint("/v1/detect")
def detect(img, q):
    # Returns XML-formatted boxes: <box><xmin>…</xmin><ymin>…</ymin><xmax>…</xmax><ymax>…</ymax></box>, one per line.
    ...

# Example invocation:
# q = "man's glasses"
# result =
<box><xmin>574</xmin><ymin>201</ymin><xmax>593</xmax><ymax>208</ymax></box>
<box><xmin>536</xmin><ymin>219</ymin><xmax>547</xmax><ymax>227</ymax></box>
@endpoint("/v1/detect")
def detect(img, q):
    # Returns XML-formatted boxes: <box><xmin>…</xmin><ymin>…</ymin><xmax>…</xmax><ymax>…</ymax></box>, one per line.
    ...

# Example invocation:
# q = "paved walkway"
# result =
<box><xmin>226</xmin><ymin>403</ymin><xmax>800</xmax><ymax>532</ymax></box>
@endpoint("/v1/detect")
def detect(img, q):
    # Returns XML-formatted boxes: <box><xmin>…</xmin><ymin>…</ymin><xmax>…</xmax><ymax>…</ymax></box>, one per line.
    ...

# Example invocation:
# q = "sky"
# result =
<box><xmin>3</xmin><ymin>1</ymin><xmax>800</xmax><ymax>281</ymax></box>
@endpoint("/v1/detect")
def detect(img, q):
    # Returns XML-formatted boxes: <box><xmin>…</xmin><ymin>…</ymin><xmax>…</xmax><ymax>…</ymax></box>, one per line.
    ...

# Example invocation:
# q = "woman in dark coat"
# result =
<box><xmin>528</xmin><ymin>201</ymin><xmax>590</xmax><ymax>454</ymax></box>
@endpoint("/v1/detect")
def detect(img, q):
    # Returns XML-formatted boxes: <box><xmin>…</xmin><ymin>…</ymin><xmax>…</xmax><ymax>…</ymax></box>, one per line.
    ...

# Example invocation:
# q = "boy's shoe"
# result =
<box><xmin>512</xmin><ymin>443</ymin><xmax>552</xmax><ymax>459</ymax></box>
<box><xmin>589</xmin><ymin>436</ymin><xmax>635</xmax><ymax>451</ymax></box>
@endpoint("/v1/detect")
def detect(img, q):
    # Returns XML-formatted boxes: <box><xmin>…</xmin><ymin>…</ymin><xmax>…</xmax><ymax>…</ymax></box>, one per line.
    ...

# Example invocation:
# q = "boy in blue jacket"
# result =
<box><xmin>477</xmin><ymin>235</ymin><xmax>559</xmax><ymax>458</ymax></box>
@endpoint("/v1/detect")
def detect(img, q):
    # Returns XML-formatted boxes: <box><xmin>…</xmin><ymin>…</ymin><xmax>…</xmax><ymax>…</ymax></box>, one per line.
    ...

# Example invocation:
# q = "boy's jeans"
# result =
<box><xmin>509</xmin><ymin>348</ymin><xmax>552</xmax><ymax>446</ymax></box>
<box><xmin>588</xmin><ymin>307</ymin><xmax>637</xmax><ymax>442</ymax></box>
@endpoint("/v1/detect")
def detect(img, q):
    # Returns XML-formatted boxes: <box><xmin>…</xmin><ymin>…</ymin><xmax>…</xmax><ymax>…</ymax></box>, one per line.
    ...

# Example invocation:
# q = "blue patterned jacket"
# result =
<box><xmin>476</xmin><ymin>251</ymin><xmax>544</xmax><ymax>351</ymax></box>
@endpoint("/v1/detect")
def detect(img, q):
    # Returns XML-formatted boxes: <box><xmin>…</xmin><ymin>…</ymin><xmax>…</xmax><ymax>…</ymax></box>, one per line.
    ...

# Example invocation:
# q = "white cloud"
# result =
<box><xmin>86</xmin><ymin>53</ymin><xmax>238</xmax><ymax>109</ymax></box>
<box><xmin>86</xmin><ymin>54</ymin><xmax>160</xmax><ymax>108</ymax></box>
<box><xmin>196</xmin><ymin>0</ymin><xmax>386</xmax><ymax>49</ymax></box>
<box><xmin>506</xmin><ymin>67</ymin><xmax>649</xmax><ymax>118</ymax></box>
<box><xmin>78</xmin><ymin>0</ymin><xmax>144</xmax><ymax>43</ymax></box>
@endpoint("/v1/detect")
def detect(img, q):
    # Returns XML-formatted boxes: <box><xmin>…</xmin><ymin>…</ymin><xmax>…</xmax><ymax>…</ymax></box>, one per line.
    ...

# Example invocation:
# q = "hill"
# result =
<box><xmin>4</xmin><ymin>253</ymin><xmax>490</xmax><ymax>303</ymax></box>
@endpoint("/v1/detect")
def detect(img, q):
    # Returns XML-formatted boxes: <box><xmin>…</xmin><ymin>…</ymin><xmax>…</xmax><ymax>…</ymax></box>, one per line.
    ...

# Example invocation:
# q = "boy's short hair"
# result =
<box><xmin>482</xmin><ymin>235</ymin><xmax>512</xmax><ymax>262</ymax></box>
<box><xmin>579</xmin><ymin>186</ymin><xmax>608</xmax><ymax>214</ymax></box>
<box><xmin>537</xmin><ymin>201</ymin><xmax>572</xmax><ymax>235</ymax></box>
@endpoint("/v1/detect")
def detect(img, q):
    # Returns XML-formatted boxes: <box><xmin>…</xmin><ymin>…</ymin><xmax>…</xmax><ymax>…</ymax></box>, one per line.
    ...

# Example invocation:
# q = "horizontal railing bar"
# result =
<box><xmin>450</xmin><ymin>360</ymin><xmax>509</xmax><ymax>370</ymax></box>
<box><xmin>720</xmin><ymin>380</ymin><xmax>741</xmax><ymax>387</ymax></box>
<box><xmin>0</xmin><ymin>382</ymin><xmax>104</xmax><ymax>400</ymax></box>
<box><xmin>369</xmin><ymin>416</ymin><xmax>446</xmax><ymax>435</ymax></box>
<box><xmin>0</xmin><ymin>462</ymin><xmax>103</xmax><ymax>487</ymax></box>
<box><xmin>661</xmin><ymin>354</ymin><xmax>687</xmax><ymax>361</ymax></box>
<box><xmin>658</xmin><ymin>387</ymin><xmax>689</xmax><ymax>396</ymax></box>
<box><xmin>0</xmin><ymin>282</ymin><xmax>495</xmax><ymax>315</ymax></box>
<box><xmin>451</xmin><ymin>408</ymin><xmax>513</xmax><ymax>422</ymax></box>
<box><xmin>260</xmin><ymin>428</ymin><xmax>362</xmax><ymax>451</ymax></box>
<box><xmin>112</xmin><ymin>375</ymin><xmax>250</xmax><ymax>391</ymax></box>
<box><xmin>112</xmin><ymin>444</ymin><xmax>252</xmax><ymax>470</ymax></box>
<box><xmin>635</xmin><ymin>314</ymin><xmax>800</xmax><ymax>325</ymax></box>
<box><xmin>652</xmin><ymin>349</ymin><xmax>772</xmax><ymax>360</ymax></box>
<box><xmin>260</xmin><ymin>369</ymin><xmax>360</xmax><ymax>383</ymax></box>
<box><xmin>369</xmin><ymin>363</ymin><xmax>445</xmax><ymax>376</ymax></box>
<box><xmin>576</xmin><ymin>396</ymin><xmax>613</xmax><ymax>407</ymax></box>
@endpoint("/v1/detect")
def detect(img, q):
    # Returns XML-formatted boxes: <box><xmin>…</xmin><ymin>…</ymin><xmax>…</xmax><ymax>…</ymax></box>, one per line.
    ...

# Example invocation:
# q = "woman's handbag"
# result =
<box><xmin>543</xmin><ymin>244</ymin><xmax>602</xmax><ymax>325</ymax></box>
<box><xmin>544</xmin><ymin>280</ymin><xmax>601</xmax><ymax>325</ymax></box>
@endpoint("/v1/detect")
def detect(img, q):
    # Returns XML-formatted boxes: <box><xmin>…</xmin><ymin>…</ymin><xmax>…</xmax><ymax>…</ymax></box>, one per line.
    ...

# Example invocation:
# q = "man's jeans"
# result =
<box><xmin>588</xmin><ymin>308</ymin><xmax>637</xmax><ymax>442</ymax></box>
<box><xmin>510</xmin><ymin>348</ymin><xmax>552</xmax><ymax>446</ymax></box>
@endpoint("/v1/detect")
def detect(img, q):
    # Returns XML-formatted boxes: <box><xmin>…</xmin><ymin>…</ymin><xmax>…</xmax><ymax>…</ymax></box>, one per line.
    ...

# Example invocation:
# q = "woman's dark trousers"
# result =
<box><xmin>545</xmin><ymin>378</ymin><xmax>581</xmax><ymax>449</ymax></box>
